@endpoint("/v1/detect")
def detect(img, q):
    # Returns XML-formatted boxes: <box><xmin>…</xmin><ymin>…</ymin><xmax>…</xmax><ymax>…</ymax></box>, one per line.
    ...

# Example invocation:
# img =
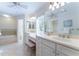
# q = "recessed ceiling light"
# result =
<box><xmin>3</xmin><ymin>14</ymin><xmax>10</xmax><ymax>17</ymax></box>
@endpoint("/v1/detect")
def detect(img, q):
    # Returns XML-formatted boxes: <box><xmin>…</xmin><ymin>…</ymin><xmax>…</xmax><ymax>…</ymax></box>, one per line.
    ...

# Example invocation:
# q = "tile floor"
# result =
<box><xmin>0</xmin><ymin>42</ymin><xmax>36</xmax><ymax>56</ymax></box>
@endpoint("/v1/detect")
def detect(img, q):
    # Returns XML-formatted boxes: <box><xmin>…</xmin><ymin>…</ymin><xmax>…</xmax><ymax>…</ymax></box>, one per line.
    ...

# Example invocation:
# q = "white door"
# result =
<box><xmin>17</xmin><ymin>19</ymin><xmax>23</xmax><ymax>44</ymax></box>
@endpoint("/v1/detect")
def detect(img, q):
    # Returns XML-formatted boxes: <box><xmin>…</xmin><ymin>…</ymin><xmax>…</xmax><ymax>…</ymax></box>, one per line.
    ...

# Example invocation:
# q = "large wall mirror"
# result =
<box><xmin>26</xmin><ymin>21</ymin><xmax>36</xmax><ymax>32</ymax></box>
<box><xmin>44</xmin><ymin>11</ymin><xmax>58</xmax><ymax>35</ymax></box>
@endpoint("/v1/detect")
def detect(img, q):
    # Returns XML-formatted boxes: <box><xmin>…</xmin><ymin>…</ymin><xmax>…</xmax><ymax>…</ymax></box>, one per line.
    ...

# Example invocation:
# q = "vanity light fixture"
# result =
<box><xmin>49</xmin><ymin>2</ymin><xmax>53</xmax><ymax>9</ymax></box>
<box><xmin>49</xmin><ymin>2</ymin><xmax>60</xmax><ymax>11</ymax></box>
<box><xmin>49</xmin><ymin>2</ymin><xmax>70</xmax><ymax>11</ymax></box>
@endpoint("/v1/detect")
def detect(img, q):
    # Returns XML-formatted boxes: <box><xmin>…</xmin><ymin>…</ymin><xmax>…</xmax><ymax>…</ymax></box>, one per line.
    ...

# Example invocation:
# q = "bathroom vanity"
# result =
<box><xmin>36</xmin><ymin>34</ymin><xmax>79</xmax><ymax>56</ymax></box>
<box><xmin>35</xmin><ymin>2</ymin><xmax>79</xmax><ymax>56</ymax></box>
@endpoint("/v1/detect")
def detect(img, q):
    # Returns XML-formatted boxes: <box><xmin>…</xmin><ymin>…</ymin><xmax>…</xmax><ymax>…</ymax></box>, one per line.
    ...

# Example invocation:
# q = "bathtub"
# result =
<box><xmin>0</xmin><ymin>35</ymin><xmax>17</xmax><ymax>45</ymax></box>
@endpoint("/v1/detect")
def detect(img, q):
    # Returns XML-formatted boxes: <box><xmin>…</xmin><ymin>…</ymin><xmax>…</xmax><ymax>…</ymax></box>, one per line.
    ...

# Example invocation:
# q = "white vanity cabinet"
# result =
<box><xmin>36</xmin><ymin>36</ymin><xmax>79</xmax><ymax>56</ymax></box>
<box><xmin>36</xmin><ymin>36</ymin><xmax>56</xmax><ymax>56</ymax></box>
<box><xmin>56</xmin><ymin>44</ymin><xmax>79</xmax><ymax>56</ymax></box>
<box><xmin>41</xmin><ymin>43</ymin><xmax>55</xmax><ymax>56</ymax></box>
<box><xmin>36</xmin><ymin>36</ymin><xmax>42</xmax><ymax>56</ymax></box>
<box><xmin>41</xmin><ymin>38</ymin><xmax>56</xmax><ymax>56</ymax></box>
<box><xmin>56</xmin><ymin>50</ymin><xmax>68</xmax><ymax>56</ymax></box>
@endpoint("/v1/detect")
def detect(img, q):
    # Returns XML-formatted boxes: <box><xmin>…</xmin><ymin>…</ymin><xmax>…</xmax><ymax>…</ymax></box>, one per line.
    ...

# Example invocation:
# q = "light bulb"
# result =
<box><xmin>52</xmin><ymin>7</ymin><xmax>55</xmax><ymax>11</ymax></box>
<box><xmin>53</xmin><ymin>2</ymin><xmax>57</xmax><ymax>7</ymax></box>
<box><xmin>56</xmin><ymin>5</ymin><xmax>59</xmax><ymax>8</ymax></box>
<box><xmin>49</xmin><ymin>5</ymin><xmax>52</xmax><ymax>9</ymax></box>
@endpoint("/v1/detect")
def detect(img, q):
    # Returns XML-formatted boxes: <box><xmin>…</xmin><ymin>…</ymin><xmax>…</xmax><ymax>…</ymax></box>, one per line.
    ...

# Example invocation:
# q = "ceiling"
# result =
<box><xmin>0</xmin><ymin>2</ymin><xmax>49</xmax><ymax>17</ymax></box>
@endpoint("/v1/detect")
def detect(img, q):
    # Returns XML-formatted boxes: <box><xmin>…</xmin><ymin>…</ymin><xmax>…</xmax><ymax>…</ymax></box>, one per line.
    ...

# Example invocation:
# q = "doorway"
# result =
<box><xmin>17</xmin><ymin>19</ymin><xmax>24</xmax><ymax>44</ymax></box>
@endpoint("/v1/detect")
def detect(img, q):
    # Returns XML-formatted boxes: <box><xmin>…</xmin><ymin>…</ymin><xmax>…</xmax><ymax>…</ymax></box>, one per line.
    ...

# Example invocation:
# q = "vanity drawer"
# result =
<box><xmin>36</xmin><ymin>37</ymin><xmax>42</xmax><ymax>56</ymax></box>
<box><xmin>57</xmin><ymin>44</ymin><xmax>79</xmax><ymax>56</ymax></box>
<box><xmin>41</xmin><ymin>38</ymin><xmax>55</xmax><ymax>49</ymax></box>
<box><xmin>56</xmin><ymin>50</ymin><xmax>68</xmax><ymax>56</ymax></box>
<box><xmin>41</xmin><ymin>43</ymin><xmax>55</xmax><ymax>56</ymax></box>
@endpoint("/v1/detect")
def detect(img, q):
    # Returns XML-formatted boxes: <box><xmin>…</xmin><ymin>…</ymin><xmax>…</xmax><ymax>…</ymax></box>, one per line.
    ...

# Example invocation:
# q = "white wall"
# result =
<box><xmin>0</xmin><ymin>16</ymin><xmax>17</xmax><ymax>30</ymax></box>
<box><xmin>54</xmin><ymin>2</ymin><xmax>79</xmax><ymax>34</ymax></box>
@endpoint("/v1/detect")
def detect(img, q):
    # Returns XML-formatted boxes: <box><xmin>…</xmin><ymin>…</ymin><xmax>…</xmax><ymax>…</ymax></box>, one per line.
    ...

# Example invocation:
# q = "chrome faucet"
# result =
<box><xmin>58</xmin><ymin>28</ymin><xmax>72</xmax><ymax>38</ymax></box>
<box><xmin>66</xmin><ymin>28</ymin><xmax>73</xmax><ymax>38</ymax></box>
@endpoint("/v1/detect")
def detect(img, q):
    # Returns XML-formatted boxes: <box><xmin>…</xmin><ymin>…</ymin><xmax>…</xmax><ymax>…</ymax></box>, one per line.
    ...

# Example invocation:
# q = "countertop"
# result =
<box><xmin>29</xmin><ymin>32</ymin><xmax>36</xmax><ymax>43</ymax></box>
<box><xmin>37</xmin><ymin>33</ymin><xmax>79</xmax><ymax>51</ymax></box>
